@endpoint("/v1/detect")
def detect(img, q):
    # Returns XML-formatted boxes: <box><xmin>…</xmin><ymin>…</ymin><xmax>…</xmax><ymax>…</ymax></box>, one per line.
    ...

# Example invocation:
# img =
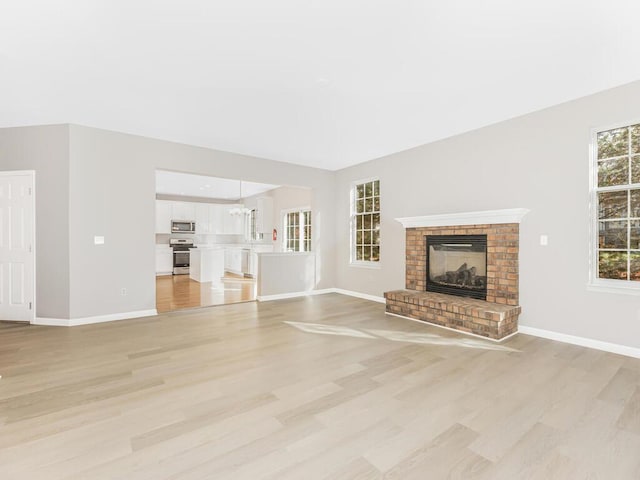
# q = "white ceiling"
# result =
<box><xmin>2</xmin><ymin>1</ymin><xmax>640</xmax><ymax>171</ymax></box>
<box><xmin>156</xmin><ymin>170</ymin><xmax>279</xmax><ymax>200</ymax></box>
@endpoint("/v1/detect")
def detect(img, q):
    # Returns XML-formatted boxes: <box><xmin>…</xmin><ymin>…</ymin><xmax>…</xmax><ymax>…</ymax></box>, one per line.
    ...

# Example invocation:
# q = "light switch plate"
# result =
<box><xmin>94</xmin><ymin>236</ymin><xmax>105</xmax><ymax>245</ymax></box>
<box><xmin>540</xmin><ymin>235</ymin><xmax>548</xmax><ymax>246</ymax></box>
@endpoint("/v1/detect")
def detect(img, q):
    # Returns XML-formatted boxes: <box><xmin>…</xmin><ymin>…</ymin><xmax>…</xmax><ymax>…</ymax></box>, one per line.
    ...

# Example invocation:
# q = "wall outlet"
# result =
<box><xmin>540</xmin><ymin>235</ymin><xmax>548</xmax><ymax>246</ymax></box>
<box><xmin>121</xmin><ymin>288</ymin><xmax>127</xmax><ymax>296</ymax></box>
<box><xmin>94</xmin><ymin>236</ymin><xmax>105</xmax><ymax>245</ymax></box>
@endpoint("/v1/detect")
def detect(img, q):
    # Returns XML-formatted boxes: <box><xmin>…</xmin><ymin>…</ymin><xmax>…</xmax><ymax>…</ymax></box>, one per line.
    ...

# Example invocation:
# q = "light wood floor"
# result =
<box><xmin>1</xmin><ymin>294</ymin><xmax>640</xmax><ymax>479</ymax></box>
<box><xmin>156</xmin><ymin>274</ymin><xmax>256</xmax><ymax>313</ymax></box>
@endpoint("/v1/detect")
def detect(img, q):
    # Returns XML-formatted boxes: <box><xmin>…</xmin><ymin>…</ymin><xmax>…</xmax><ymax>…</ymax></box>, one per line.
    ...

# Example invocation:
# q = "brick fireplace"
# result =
<box><xmin>385</xmin><ymin>209</ymin><xmax>528</xmax><ymax>340</ymax></box>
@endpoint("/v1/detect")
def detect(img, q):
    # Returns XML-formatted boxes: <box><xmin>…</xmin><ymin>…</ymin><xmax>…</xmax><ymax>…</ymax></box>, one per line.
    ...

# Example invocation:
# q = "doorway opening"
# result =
<box><xmin>154</xmin><ymin>170</ymin><xmax>312</xmax><ymax>313</ymax></box>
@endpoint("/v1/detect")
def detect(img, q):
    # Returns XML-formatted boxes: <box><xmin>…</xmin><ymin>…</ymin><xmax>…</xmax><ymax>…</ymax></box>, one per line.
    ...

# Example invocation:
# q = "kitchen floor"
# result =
<box><xmin>156</xmin><ymin>273</ymin><xmax>256</xmax><ymax>313</ymax></box>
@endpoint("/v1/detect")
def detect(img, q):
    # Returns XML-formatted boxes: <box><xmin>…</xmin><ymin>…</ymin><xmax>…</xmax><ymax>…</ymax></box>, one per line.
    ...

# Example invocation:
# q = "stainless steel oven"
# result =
<box><xmin>170</xmin><ymin>238</ymin><xmax>196</xmax><ymax>275</ymax></box>
<box><xmin>171</xmin><ymin>220</ymin><xmax>196</xmax><ymax>234</ymax></box>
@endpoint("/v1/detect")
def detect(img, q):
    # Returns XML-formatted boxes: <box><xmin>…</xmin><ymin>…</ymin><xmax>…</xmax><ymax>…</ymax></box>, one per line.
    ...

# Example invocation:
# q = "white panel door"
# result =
<box><xmin>0</xmin><ymin>172</ymin><xmax>35</xmax><ymax>322</ymax></box>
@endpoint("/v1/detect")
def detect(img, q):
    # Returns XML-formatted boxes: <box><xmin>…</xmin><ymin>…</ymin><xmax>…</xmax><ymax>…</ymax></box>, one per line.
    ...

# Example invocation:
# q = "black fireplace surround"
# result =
<box><xmin>426</xmin><ymin>234</ymin><xmax>488</xmax><ymax>300</ymax></box>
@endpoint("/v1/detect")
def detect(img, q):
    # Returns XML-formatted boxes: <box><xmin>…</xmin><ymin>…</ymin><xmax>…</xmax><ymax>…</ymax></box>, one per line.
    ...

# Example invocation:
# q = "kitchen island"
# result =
<box><xmin>189</xmin><ymin>247</ymin><xmax>225</xmax><ymax>285</ymax></box>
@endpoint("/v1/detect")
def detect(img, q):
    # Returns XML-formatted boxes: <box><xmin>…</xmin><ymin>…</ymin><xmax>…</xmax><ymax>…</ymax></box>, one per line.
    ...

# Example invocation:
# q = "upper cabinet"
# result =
<box><xmin>210</xmin><ymin>204</ymin><xmax>224</xmax><ymax>234</ymax></box>
<box><xmin>171</xmin><ymin>201</ymin><xmax>196</xmax><ymax>221</ymax></box>
<box><xmin>155</xmin><ymin>200</ymin><xmax>173</xmax><ymax>234</ymax></box>
<box><xmin>220</xmin><ymin>204</ymin><xmax>246</xmax><ymax>235</ymax></box>
<box><xmin>255</xmin><ymin>197</ymin><xmax>274</xmax><ymax>234</ymax></box>
<box><xmin>195</xmin><ymin>203</ymin><xmax>212</xmax><ymax>234</ymax></box>
<box><xmin>155</xmin><ymin>200</ymin><xmax>245</xmax><ymax>235</ymax></box>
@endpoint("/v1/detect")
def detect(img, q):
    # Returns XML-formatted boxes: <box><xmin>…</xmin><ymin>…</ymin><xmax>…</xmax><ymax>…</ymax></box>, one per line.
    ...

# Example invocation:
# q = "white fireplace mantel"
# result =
<box><xmin>395</xmin><ymin>208</ymin><xmax>530</xmax><ymax>229</ymax></box>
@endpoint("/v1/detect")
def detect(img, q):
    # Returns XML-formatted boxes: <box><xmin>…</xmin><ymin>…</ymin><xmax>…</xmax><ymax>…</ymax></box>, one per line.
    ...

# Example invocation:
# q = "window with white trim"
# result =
<box><xmin>249</xmin><ymin>209</ymin><xmax>259</xmax><ymax>241</ymax></box>
<box><xmin>283</xmin><ymin>209</ymin><xmax>311</xmax><ymax>252</ymax></box>
<box><xmin>351</xmin><ymin>179</ymin><xmax>380</xmax><ymax>263</ymax></box>
<box><xmin>592</xmin><ymin>122</ymin><xmax>640</xmax><ymax>286</ymax></box>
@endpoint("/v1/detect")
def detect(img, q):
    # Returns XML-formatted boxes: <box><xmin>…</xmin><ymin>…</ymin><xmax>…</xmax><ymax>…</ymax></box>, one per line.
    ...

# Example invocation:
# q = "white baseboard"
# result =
<box><xmin>32</xmin><ymin>317</ymin><xmax>70</xmax><ymax>327</ymax></box>
<box><xmin>257</xmin><ymin>288</ymin><xmax>386</xmax><ymax>304</ymax></box>
<box><xmin>332</xmin><ymin>288</ymin><xmax>386</xmax><ymax>304</ymax></box>
<box><xmin>518</xmin><ymin>325</ymin><xmax>640</xmax><ymax>359</ymax></box>
<box><xmin>34</xmin><ymin>309</ymin><xmax>158</xmax><ymax>327</ymax></box>
<box><xmin>257</xmin><ymin>289</ymin><xmax>334</xmax><ymax>302</ymax></box>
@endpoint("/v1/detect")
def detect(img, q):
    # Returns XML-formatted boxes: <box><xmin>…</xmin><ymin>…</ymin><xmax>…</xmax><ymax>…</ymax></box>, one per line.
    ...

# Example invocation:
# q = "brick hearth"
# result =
<box><xmin>385</xmin><ymin>216</ymin><xmax>524</xmax><ymax>340</ymax></box>
<box><xmin>385</xmin><ymin>290</ymin><xmax>521</xmax><ymax>339</ymax></box>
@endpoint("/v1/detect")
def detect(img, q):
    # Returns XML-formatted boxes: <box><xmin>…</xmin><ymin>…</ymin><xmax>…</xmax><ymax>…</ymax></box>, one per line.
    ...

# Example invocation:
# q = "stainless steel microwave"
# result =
<box><xmin>171</xmin><ymin>220</ymin><xmax>196</xmax><ymax>234</ymax></box>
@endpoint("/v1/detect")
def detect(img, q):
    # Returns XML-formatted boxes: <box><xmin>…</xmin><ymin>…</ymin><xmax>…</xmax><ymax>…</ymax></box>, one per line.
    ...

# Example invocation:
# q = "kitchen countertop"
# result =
<box><xmin>156</xmin><ymin>243</ymin><xmax>274</xmax><ymax>250</ymax></box>
<box><xmin>194</xmin><ymin>243</ymin><xmax>274</xmax><ymax>250</ymax></box>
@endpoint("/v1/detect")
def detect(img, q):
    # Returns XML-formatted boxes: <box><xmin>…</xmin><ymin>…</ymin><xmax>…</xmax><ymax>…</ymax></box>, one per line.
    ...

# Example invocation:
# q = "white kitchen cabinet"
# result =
<box><xmin>156</xmin><ymin>200</ymin><xmax>245</xmax><ymax>235</ymax></box>
<box><xmin>190</xmin><ymin>248</ymin><xmax>224</xmax><ymax>284</ymax></box>
<box><xmin>228</xmin><ymin>208</ymin><xmax>245</xmax><ymax>235</ymax></box>
<box><xmin>155</xmin><ymin>246</ymin><xmax>173</xmax><ymax>275</ymax></box>
<box><xmin>220</xmin><ymin>204</ymin><xmax>245</xmax><ymax>235</ymax></box>
<box><xmin>210</xmin><ymin>204</ymin><xmax>223</xmax><ymax>234</ymax></box>
<box><xmin>155</xmin><ymin>200</ymin><xmax>173</xmax><ymax>234</ymax></box>
<box><xmin>171</xmin><ymin>201</ymin><xmax>196</xmax><ymax>221</ymax></box>
<box><xmin>224</xmin><ymin>248</ymin><xmax>246</xmax><ymax>275</ymax></box>
<box><xmin>195</xmin><ymin>203</ymin><xmax>211</xmax><ymax>234</ymax></box>
<box><xmin>255</xmin><ymin>197</ymin><xmax>274</xmax><ymax>234</ymax></box>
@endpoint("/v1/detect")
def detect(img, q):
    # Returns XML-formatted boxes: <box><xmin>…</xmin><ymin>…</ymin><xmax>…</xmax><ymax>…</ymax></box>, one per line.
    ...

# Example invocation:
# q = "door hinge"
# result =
<box><xmin>29</xmin><ymin>302</ymin><xmax>32</xmax><ymax>310</ymax></box>
<box><xmin>28</xmin><ymin>244</ymin><xmax>32</xmax><ymax>253</ymax></box>
<box><xmin>28</xmin><ymin>187</ymin><xmax>32</xmax><ymax>195</ymax></box>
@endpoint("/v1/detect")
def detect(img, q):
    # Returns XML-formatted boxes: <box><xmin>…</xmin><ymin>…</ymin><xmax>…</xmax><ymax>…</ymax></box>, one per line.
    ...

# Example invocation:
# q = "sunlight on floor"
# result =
<box><xmin>284</xmin><ymin>321</ymin><xmax>520</xmax><ymax>352</ymax></box>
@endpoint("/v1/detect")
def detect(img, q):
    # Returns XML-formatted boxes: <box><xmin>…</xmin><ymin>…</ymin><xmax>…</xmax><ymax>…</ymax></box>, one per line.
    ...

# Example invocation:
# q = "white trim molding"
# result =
<box><xmin>395</xmin><ymin>208</ymin><xmax>530</xmax><ymax>229</ymax></box>
<box><xmin>588</xmin><ymin>120</ymin><xmax>640</xmax><ymax>296</ymax></box>
<box><xmin>519</xmin><ymin>325</ymin><xmax>640</xmax><ymax>359</ymax></box>
<box><xmin>350</xmin><ymin>177</ymin><xmax>381</xmax><ymax>266</ymax></box>
<box><xmin>586</xmin><ymin>280</ymin><xmax>640</xmax><ymax>296</ymax></box>
<box><xmin>0</xmin><ymin>170</ymin><xmax>37</xmax><ymax>177</ymax></box>
<box><xmin>34</xmin><ymin>309</ymin><xmax>158</xmax><ymax>327</ymax></box>
<box><xmin>257</xmin><ymin>289</ymin><xmax>334</xmax><ymax>302</ymax></box>
<box><xmin>332</xmin><ymin>288</ymin><xmax>386</xmax><ymax>304</ymax></box>
<box><xmin>257</xmin><ymin>288</ymin><xmax>386</xmax><ymax>304</ymax></box>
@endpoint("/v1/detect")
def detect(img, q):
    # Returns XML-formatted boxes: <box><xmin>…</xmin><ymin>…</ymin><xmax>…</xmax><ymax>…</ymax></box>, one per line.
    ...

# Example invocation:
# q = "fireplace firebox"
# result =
<box><xmin>426</xmin><ymin>235</ymin><xmax>487</xmax><ymax>300</ymax></box>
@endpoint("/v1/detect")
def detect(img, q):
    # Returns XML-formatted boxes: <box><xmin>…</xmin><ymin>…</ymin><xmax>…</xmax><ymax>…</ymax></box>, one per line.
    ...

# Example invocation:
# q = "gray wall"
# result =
<box><xmin>257</xmin><ymin>253</ymin><xmax>316</xmax><ymax>297</ymax></box>
<box><xmin>4</xmin><ymin>80</ymin><xmax>640</xmax><ymax>351</ymax></box>
<box><xmin>0</xmin><ymin>125</ymin><xmax>71</xmax><ymax>318</ymax></box>
<box><xmin>334</xmin><ymin>80</ymin><xmax>640</xmax><ymax>349</ymax></box>
<box><xmin>68</xmin><ymin>125</ymin><xmax>336</xmax><ymax>319</ymax></box>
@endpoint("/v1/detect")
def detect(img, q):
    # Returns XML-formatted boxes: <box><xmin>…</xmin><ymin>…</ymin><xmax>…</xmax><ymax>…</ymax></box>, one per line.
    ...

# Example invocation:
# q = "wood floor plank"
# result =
<box><xmin>156</xmin><ymin>274</ymin><xmax>256</xmax><ymax>313</ymax></box>
<box><xmin>382</xmin><ymin>423</ymin><xmax>486</xmax><ymax>480</ymax></box>
<box><xmin>1</xmin><ymin>294</ymin><xmax>640</xmax><ymax>479</ymax></box>
<box><xmin>616</xmin><ymin>386</ymin><xmax>640</xmax><ymax>434</ymax></box>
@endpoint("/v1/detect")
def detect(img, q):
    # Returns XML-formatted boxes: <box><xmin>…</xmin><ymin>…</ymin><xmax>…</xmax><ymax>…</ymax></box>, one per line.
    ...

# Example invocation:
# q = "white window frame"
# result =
<box><xmin>350</xmin><ymin>177</ymin><xmax>381</xmax><ymax>268</ymax></box>
<box><xmin>248</xmin><ymin>208</ymin><xmax>256</xmax><ymax>241</ymax></box>
<box><xmin>282</xmin><ymin>207</ymin><xmax>312</xmax><ymax>252</ymax></box>
<box><xmin>588</xmin><ymin>119</ymin><xmax>640</xmax><ymax>295</ymax></box>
